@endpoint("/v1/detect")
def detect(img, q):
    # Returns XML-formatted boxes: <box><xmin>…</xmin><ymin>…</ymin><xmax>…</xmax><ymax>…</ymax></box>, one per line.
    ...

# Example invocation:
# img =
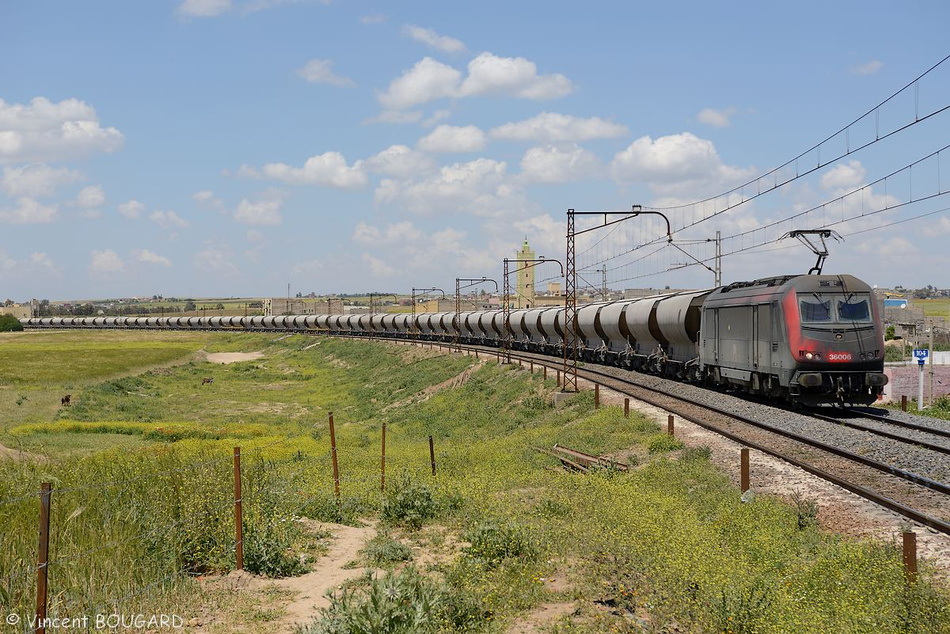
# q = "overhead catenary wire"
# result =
<box><xmin>643</xmin><ymin>53</ymin><xmax>950</xmax><ymax>231</ymax></box>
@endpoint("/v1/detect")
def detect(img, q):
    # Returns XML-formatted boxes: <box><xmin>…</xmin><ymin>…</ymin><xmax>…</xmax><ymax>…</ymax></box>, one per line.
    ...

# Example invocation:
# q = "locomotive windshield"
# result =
<box><xmin>837</xmin><ymin>296</ymin><xmax>871</xmax><ymax>321</ymax></box>
<box><xmin>799</xmin><ymin>293</ymin><xmax>872</xmax><ymax>323</ymax></box>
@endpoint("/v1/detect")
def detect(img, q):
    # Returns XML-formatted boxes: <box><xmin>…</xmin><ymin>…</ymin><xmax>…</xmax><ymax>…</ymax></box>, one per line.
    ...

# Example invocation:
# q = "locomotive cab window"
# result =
<box><xmin>837</xmin><ymin>296</ymin><xmax>871</xmax><ymax>322</ymax></box>
<box><xmin>799</xmin><ymin>296</ymin><xmax>831</xmax><ymax>322</ymax></box>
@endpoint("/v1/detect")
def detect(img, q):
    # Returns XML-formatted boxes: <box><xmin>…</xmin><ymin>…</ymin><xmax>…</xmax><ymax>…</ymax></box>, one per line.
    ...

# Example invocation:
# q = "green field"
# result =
<box><xmin>0</xmin><ymin>330</ymin><xmax>947</xmax><ymax>633</ymax></box>
<box><xmin>916</xmin><ymin>298</ymin><xmax>950</xmax><ymax>318</ymax></box>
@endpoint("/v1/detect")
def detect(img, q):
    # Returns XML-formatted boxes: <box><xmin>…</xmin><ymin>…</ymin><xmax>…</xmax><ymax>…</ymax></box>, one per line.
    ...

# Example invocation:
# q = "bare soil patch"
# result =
<box><xmin>0</xmin><ymin>442</ymin><xmax>45</xmax><ymax>462</ymax></box>
<box><xmin>204</xmin><ymin>351</ymin><xmax>265</xmax><ymax>364</ymax></box>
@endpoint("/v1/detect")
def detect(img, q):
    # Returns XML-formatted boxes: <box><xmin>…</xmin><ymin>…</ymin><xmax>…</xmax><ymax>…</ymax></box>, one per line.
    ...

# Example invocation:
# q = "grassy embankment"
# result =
<box><xmin>0</xmin><ymin>330</ymin><xmax>947</xmax><ymax>633</ymax></box>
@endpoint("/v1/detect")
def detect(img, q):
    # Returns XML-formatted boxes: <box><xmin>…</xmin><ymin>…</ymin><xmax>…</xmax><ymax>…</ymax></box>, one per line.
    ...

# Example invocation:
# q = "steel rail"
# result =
<box><xmin>803</xmin><ymin>410</ymin><xmax>950</xmax><ymax>456</ymax></box>
<box><xmin>846</xmin><ymin>408</ymin><xmax>950</xmax><ymax>441</ymax></box>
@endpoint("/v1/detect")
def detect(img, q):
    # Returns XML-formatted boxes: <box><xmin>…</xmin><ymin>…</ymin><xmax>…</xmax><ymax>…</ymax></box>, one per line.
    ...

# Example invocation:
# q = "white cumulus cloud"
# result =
<box><xmin>820</xmin><ymin>160</ymin><xmax>866</xmax><ymax>192</ymax></box>
<box><xmin>0</xmin><ymin>97</ymin><xmax>124</xmax><ymax>164</ymax></box>
<box><xmin>194</xmin><ymin>243</ymin><xmax>239</xmax><ymax>274</ymax></box>
<box><xmin>134</xmin><ymin>249</ymin><xmax>173</xmax><ymax>266</ymax></box>
<box><xmin>363</xmin><ymin>145</ymin><xmax>436</xmax><ymax>179</ymax></box>
<box><xmin>1</xmin><ymin>164</ymin><xmax>82</xmax><ymax>198</ymax></box>
<box><xmin>296</xmin><ymin>59</ymin><xmax>355</xmax><ymax>87</ymax></box>
<box><xmin>0</xmin><ymin>198</ymin><xmax>57</xmax><ymax>224</ymax></box>
<box><xmin>150</xmin><ymin>209</ymin><xmax>190</xmax><ymax>230</ymax></box>
<box><xmin>377</xmin><ymin>52</ymin><xmax>572</xmax><ymax>110</ymax></box>
<box><xmin>90</xmin><ymin>249</ymin><xmax>124</xmax><ymax>275</ymax></box>
<box><xmin>520</xmin><ymin>144</ymin><xmax>602</xmax><ymax>183</ymax></box>
<box><xmin>402</xmin><ymin>25</ymin><xmax>465</xmax><ymax>53</ymax></box>
<box><xmin>177</xmin><ymin>0</ymin><xmax>232</xmax><ymax>17</ymax></box>
<box><xmin>851</xmin><ymin>60</ymin><xmax>883</xmax><ymax>75</ymax></box>
<box><xmin>362</xmin><ymin>253</ymin><xmax>397</xmax><ymax>277</ymax></box>
<box><xmin>612</xmin><ymin>132</ymin><xmax>725</xmax><ymax>184</ymax></box>
<box><xmin>377</xmin><ymin>57</ymin><xmax>462</xmax><ymax>110</ymax></box>
<box><xmin>417</xmin><ymin>125</ymin><xmax>486</xmax><ymax>153</ymax></box>
<box><xmin>241</xmin><ymin>152</ymin><xmax>368</xmax><ymax>189</ymax></box>
<box><xmin>375</xmin><ymin>158</ymin><xmax>531</xmax><ymax>218</ymax></box>
<box><xmin>117</xmin><ymin>199</ymin><xmax>145</xmax><ymax>219</ymax></box>
<box><xmin>697</xmin><ymin>107</ymin><xmax>738</xmax><ymax>128</ymax></box>
<box><xmin>352</xmin><ymin>220</ymin><xmax>423</xmax><ymax>245</ymax></box>
<box><xmin>490</xmin><ymin>112</ymin><xmax>628</xmax><ymax>143</ymax></box>
<box><xmin>234</xmin><ymin>190</ymin><xmax>286</xmax><ymax>225</ymax></box>
<box><xmin>459</xmin><ymin>53</ymin><xmax>573</xmax><ymax>100</ymax></box>
<box><xmin>76</xmin><ymin>185</ymin><xmax>105</xmax><ymax>208</ymax></box>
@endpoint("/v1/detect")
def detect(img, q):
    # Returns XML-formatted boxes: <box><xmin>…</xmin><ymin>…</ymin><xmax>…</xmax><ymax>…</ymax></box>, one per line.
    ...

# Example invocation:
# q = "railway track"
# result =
<box><xmin>806</xmin><ymin>409</ymin><xmax>950</xmax><ymax>456</ymax></box>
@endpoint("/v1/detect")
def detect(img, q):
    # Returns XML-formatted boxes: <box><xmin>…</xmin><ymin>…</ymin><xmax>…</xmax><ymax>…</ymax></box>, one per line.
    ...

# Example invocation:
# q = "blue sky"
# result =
<box><xmin>2</xmin><ymin>0</ymin><xmax>949</xmax><ymax>301</ymax></box>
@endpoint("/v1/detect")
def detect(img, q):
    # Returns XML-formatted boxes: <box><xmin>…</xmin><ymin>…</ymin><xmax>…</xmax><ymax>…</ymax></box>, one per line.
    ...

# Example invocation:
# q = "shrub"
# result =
<box><xmin>243</xmin><ymin>516</ymin><xmax>309</xmax><ymax>578</ymax></box>
<box><xmin>299</xmin><ymin>567</ymin><xmax>446</xmax><ymax>634</ymax></box>
<box><xmin>361</xmin><ymin>532</ymin><xmax>413</xmax><ymax>568</ymax></box>
<box><xmin>789</xmin><ymin>492</ymin><xmax>820</xmax><ymax>530</ymax></box>
<box><xmin>381</xmin><ymin>473</ymin><xmax>439</xmax><ymax>531</ymax></box>
<box><xmin>680</xmin><ymin>445</ymin><xmax>712</xmax><ymax>462</ymax></box>
<box><xmin>0</xmin><ymin>314</ymin><xmax>24</xmax><ymax>331</ymax></box>
<box><xmin>647</xmin><ymin>433</ymin><xmax>684</xmax><ymax>453</ymax></box>
<box><xmin>462</xmin><ymin>521</ymin><xmax>539</xmax><ymax>570</ymax></box>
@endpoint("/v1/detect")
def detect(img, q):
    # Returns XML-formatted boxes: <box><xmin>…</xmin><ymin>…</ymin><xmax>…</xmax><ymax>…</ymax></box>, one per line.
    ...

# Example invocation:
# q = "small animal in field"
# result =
<box><xmin>201</xmin><ymin>377</ymin><xmax>214</xmax><ymax>386</ymax></box>
<box><xmin>61</xmin><ymin>395</ymin><xmax>71</xmax><ymax>407</ymax></box>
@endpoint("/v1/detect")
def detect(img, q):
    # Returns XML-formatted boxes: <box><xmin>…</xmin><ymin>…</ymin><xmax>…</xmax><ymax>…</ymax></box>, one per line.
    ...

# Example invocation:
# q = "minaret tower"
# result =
<box><xmin>515</xmin><ymin>238</ymin><xmax>535</xmax><ymax>309</ymax></box>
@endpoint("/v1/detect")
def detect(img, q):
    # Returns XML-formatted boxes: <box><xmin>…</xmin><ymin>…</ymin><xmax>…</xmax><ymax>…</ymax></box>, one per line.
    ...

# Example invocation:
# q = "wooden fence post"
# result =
<box><xmin>233</xmin><ymin>447</ymin><xmax>243</xmax><ymax>571</ymax></box>
<box><xmin>624</xmin><ymin>398</ymin><xmax>630</xmax><ymax>418</ymax></box>
<box><xmin>667</xmin><ymin>414</ymin><xmax>674</xmax><ymax>436</ymax></box>
<box><xmin>594</xmin><ymin>383</ymin><xmax>600</xmax><ymax>409</ymax></box>
<box><xmin>329</xmin><ymin>412</ymin><xmax>340</xmax><ymax>501</ymax></box>
<box><xmin>740</xmin><ymin>448</ymin><xmax>750</xmax><ymax>493</ymax></box>
<box><xmin>35</xmin><ymin>483</ymin><xmax>52</xmax><ymax>634</ymax></box>
<box><xmin>903</xmin><ymin>531</ymin><xmax>918</xmax><ymax>583</ymax></box>
<box><xmin>429</xmin><ymin>436</ymin><xmax>436</xmax><ymax>476</ymax></box>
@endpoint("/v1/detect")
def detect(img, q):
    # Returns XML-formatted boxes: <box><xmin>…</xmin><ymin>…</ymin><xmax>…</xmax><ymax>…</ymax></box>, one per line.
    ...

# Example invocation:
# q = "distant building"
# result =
<box><xmin>0</xmin><ymin>301</ymin><xmax>35</xmax><ymax>319</ymax></box>
<box><xmin>514</xmin><ymin>239</ymin><xmax>536</xmax><ymax>309</ymax></box>
<box><xmin>884</xmin><ymin>298</ymin><xmax>908</xmax><ymax>309</ymax></box>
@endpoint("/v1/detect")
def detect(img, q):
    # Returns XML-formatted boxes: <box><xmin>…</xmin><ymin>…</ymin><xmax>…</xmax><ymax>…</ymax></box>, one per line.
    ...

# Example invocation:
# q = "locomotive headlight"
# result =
<box><xmin>805</xmin><ymin>352</ymin><xmax>814</xmax><ymax>360</ymax></box>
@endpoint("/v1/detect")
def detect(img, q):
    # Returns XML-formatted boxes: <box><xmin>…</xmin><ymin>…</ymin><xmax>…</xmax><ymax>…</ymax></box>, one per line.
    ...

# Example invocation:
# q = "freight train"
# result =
<box><xmin>20</xmin><ymin>273</ymin><xmax>888</xmax><ymax>406</ymax></box>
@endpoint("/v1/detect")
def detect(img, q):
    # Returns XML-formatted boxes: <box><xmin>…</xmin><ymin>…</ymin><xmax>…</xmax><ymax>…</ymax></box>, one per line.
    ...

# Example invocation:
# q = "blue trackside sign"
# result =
<box><xmin>914</xmin><ymin>349</ymin><xmax>929</xmax><ymax>365</ymax></box>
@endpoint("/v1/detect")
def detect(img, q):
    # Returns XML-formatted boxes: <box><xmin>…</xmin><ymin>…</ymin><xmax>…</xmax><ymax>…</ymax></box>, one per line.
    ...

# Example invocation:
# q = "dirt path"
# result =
<box><xmin>200</xmin><ymin>521</ymin><xmax>378</xmax><ymax>633</ymax></box>
<box><xmin>0</xmin><ymin>441</ymin><xmax>44</xmax><ymax>461</ymax></box>
<box><xmin>272</xmin><ymin>521</ymin><xmax>379</xmax><ymax>631</ymax></box>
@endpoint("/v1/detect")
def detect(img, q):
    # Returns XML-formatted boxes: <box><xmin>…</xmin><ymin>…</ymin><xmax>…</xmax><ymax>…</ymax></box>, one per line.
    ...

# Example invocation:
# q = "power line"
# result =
<box><xmin>642</xmin><ymin>53</ymin><xmax>950</xmax><ymax>237</ymax></box>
